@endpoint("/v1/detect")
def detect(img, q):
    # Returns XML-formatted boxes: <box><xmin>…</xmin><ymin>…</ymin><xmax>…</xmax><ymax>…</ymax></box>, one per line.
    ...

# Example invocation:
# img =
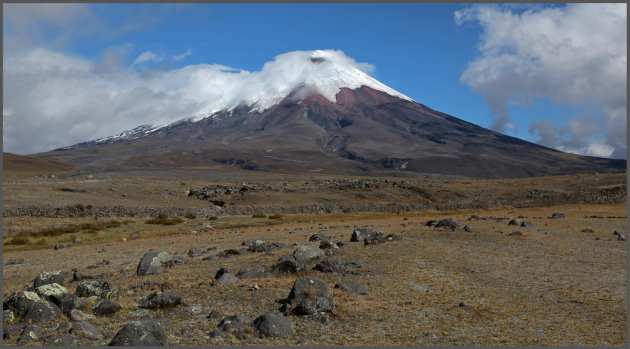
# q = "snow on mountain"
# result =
<box><xmin>183</xmin><ymin>49</ymin><xmax>413</xmax><ymax>120</ymax></box>
<box><xmin>93</xmin><ymin>124</ymin><xmax>159</xmax><ymax>144</ymax></box>
<box><xmin>88</xmin><ymin>50</ymin><xmax>414</xmax><ymax>143</ymax></box>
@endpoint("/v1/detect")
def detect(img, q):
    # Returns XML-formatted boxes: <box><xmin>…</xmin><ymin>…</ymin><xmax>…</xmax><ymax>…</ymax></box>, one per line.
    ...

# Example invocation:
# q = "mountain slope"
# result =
<box><xmin>38</xmin><ymin>84</ymin><xmax>625</xmax><ymax>178</ymax></box>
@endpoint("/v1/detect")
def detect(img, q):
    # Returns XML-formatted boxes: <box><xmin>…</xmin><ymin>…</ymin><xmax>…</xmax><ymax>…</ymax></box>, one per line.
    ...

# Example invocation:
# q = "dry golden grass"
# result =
<box><xmin>2</xmin><ymin>202</ymin><xmax>626</xmax><ymax>346</ymax></box>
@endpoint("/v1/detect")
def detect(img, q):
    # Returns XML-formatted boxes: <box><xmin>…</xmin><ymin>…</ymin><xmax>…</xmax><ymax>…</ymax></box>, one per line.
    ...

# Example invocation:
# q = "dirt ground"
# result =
<box><xmin>2</xmin><ymin>194</ymin><xmax>627</xmax><ymax>345</ymax></box>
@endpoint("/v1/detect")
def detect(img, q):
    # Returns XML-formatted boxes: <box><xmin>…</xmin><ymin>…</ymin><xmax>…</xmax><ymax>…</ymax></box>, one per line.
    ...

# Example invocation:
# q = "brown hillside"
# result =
<box><xmin>3</xmin><ymin>152</ymin><xmax>76</xmax><ymax>174</ymax></box>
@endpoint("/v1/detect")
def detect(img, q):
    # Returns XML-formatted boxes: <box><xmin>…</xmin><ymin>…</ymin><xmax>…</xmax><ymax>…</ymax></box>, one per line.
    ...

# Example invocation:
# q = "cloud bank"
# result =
<box><xmin>455</xmin><ymin>3</ymin><xmax>627</xmax><ymax>158</ymax></box>
<box><xmin>3</xmin><ymin>49</ymin><xmax>397</xmax><ymax>155</ymax></box>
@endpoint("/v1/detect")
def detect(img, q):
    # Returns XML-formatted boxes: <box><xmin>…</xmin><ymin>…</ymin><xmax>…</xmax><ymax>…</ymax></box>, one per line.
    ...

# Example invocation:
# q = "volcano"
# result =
<box><xmin>37</xmin><ymin>50</ymin><xmax>625</xmax><ymax>178</ymax></box>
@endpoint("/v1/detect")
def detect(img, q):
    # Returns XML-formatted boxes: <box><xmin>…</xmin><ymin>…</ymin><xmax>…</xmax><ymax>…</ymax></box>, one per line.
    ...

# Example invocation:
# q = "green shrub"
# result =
<box><xmin>324</xmin><ymin>208</ymin><xmax>332</xmax><ymax>213</ymax></box>
<box><xmin>252</xmin><ymin>213</ymin><xmax>266</xmax><ymax>218</ymax></box>
<box><xmin>184</xmin><ymin>212</ymin><xmax>197</xmax><ymax>219</ymax></box>
<box><xmin>157</xmin><ymin>212</ymin><xmax>168</xmax><ymax>219</ymax></box>
<box><xmin>209</xmin><ymin>216</ymin><xmax>218</xmax><ymax>220</ymax></box>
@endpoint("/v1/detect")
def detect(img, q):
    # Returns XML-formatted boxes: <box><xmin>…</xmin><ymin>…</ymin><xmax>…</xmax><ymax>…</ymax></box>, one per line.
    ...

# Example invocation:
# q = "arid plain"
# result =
<box><xmin>2</xmin><ymin>163</ymin><xmax>627</xmax><ymax>346</ymax></box>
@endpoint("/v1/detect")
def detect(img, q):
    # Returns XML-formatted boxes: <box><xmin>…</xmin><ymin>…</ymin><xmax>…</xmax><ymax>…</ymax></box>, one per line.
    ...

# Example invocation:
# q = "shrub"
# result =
<box><xmin>209</xmin><ymin>216</ymin><xmax>218</xmax><ymax>220</ymax></box>
<box><xmin>185</xmin><ymin>212</ymin><xmax>197</xmax><ymax>219</ymax></box>
<box><xmin>252</xmin><ymin>213</ymin><xmax>267</xmax><ymax>218</ymax></box>
<box><xmin>157</xmin><ymin>212</ymin><xmax>168</xmax><ymax>219</ymax></box>
<box><xmin>145</xmin><ymin>217</ymin><xmax>184</xmax><ymax>225</ymax></box>
<box><xmin>6</xmin><ymin>237</ymin><xmax>30</xmax><ymax>245</ymax></box>
<box><xmin>324</xmin><ymin>208</ymin><xmax>332</xmax><ymax>214</ymax></box>
<box><xmin>268</xmin><ymin>213</ymin><xmax>283</xmax><ymax>220</ymax></box>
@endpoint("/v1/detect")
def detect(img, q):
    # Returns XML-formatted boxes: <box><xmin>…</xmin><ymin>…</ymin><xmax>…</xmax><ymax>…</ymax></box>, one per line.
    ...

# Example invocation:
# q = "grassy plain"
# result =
<box><xmin>2</xmin><ymin>169</ymin><xmax>627</xmax><ymax>346</ymax></box>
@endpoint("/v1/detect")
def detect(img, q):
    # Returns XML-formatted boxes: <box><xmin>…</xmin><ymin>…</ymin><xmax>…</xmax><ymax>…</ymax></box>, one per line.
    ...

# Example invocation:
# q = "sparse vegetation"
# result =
<box><xmin>184</xmin><ymin>212</ymin><xmax>197</xmax><ymax>219</ymax></box>
<box><xmin>5</xmin><ymin>236</ymin><xmax>30</xmax><ymax>245</ymax></box>
<box><xmin>16</xmin><ymin>220</ymin><xmax>123</xmax><ymax>238</ymax></box>
<box><xmin>1</xmin><ymin>171</ymin><xmax>627</xmax><ymax>346</ymax></box>
<box><xmin>145</xmin><ymin>217</ymin><xmax>184</xmax><ymax>225</ymax></box>
<box><xmin>268</xmin><ymin>213</ymin><xmax>283</xmax><ymax>219</ymax></box>
<box><xmin>252</xmin><ymin>213</ymin><xmax>267</xmax><ymax>218</ymax></box>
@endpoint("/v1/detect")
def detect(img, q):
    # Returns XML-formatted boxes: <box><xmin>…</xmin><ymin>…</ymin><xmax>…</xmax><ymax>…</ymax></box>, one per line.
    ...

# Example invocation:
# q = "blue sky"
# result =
<box><xmin>3</xmin><ymin>3</ymin><xmax>627</xmax><ymax>158</ymax></box>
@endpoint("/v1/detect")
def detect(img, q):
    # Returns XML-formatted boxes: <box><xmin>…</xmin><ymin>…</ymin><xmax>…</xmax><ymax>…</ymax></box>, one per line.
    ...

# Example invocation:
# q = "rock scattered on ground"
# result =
<box><xmin>136</xmin><ymin>251</ymin><xmax>171</xmax><ymax>276</ymax></box>
<box><xmin>309</xmin><ymin>233</ymin><xmax>331</xmax><ymax>242</ymax></box>
<box><xmin>549</xmin><ymin>212</ymin><xmax>566</xmax><ymax>219</ymax></box>
<box><xmin>136</xmin><ymin>292</ymin><xmax>182</xmax><ymax>309</ymax></box>
<box><xmin>109</xmin><ymin>319</ymin><xmax>168</xmax><ymax>346</ymax></box>
<box><xmin>93</xmin><ymin>299</ymin><xmax>122</xmax><ymax>315</ymax></box>
<box><xmin>69</xmin><ymin>309</ymin><xmax>95</xmax><ymax>321</ymax></box>
<box><xmin>6</xmin><ymin>258</ymin><xmax>26</xmax><ymax>265</ymax></box>
<box><xmin>70</xmin><ymin>320</ymin><xmax>104</xmax><ymax>340</ymax></box>
<box><xmin>75</xmin><ymin>280</ymin><xmax>120</xmax><ymax>300</ymax></box>
<box><xmin>34</xmin><ymin>271</ymin><xmax>67</xmax><ymax>287</ymax></box>
<box><xmin>253</xmin><ymin>313</ymin><xmax>293</xmax><ymax>337</ymax></box>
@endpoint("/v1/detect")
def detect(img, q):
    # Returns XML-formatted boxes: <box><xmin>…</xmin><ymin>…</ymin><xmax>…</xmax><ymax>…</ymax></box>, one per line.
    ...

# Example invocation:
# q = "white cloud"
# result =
<box><xmin>132</xmin><ymin>51</ymin><xmax>163</xmax><ymax>65</ymax></box>
<box><xmin>3</xmin><ymin>49</ymin><xmax>392</xmax><ymax>155</ymax></box>
<box><xmin>172</xmin><ymin>49</ymin><xmax>192</xmax><ymax>61</ymax></box>
<box><xmin>456</xmin><ymin>3</ymin><xmax>627</xmax><ymax>158</ymax></box>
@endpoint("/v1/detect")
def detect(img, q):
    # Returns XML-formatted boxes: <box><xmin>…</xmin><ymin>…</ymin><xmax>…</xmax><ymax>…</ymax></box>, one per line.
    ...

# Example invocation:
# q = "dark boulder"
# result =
<box><xmin>350</xmin><ymin>228</ymin><xmax>383</xmax><ymax>242</ymax></box>
<box><xmin>49</xmin><ymin>292</ymin><xmax>86</xmax><ymax>314</ymax></box>
<box><xmin>253</xmin><ymin>313</ymin><xmax>293</xmax><ymax>337</ymax></box>
<box><xmin>549</xmin><ymin>212</ymin><xmax>566</xmax><ymax>219</ymax></box>
<box><xmin>508</xmin><ymin>218</ymin><xmax>523</xmax><ymax>226</ymax></box>
<box><xmin>109</xmin><ymin>319</ymin><xmax>168</xmax><ymax>346</ymax></box>
<box><xmin>34</xmin><ymin>271</ymin><xmax>67</xmax><ymax>287</ymax></box>
<box><xmin>313</xmin><ymin>255</ymin><xmax>347</xmax><ymax>273</ymax></box>
<box><xmin>287</xmin><ymin>276</ymin><xmax>328</xmax><ymax>305</ymax></box>
<box><xmin>93</xmin><ymin>299</ymin><xmax>121</xmax><ymax>315</ymax></box>
<box><xmin>215</xmin><ymin>267</ymin><xmax>231</xmax><ymax>279</ymax></box>
<box><xmin>236</xmin><ymin>265</ymin><xmax>275</xmax><ymax>279</ymax></box>
<box><xmin>294</xmin><ymin>295</ymin><xmax>335</xmax><ymax>316</ymax></box>
<box><xmin>136</xmin><ymin>252</ymin><xmax>171</xmax><ymax>276</ymax></box>
<box><xmin>364</xmin><ymin>232</ymin><xmax>386</xmax><ymax>245</ymax></box>
<box><xmin>217</xmin><ymin>314</ymin><xmax>252</xmax><ymax>338</ymax></box>
<box><xmin>425</xmin><ymin>220</ymin><xmax>438</xmax><ymax>227</ymax></box>
<box><xmin>70</xmin><ymin>320</ymin><xmax>104</xmax><ymax>340</ymax></box>
<box><xmin>212</xmin><ymin>273</ymin><xmax>239</xmax><ymax>286</ymax></box>
<box><xmin>162</xmin><ymin>256</ymin><xmax>189</xmax><ymax>267</ymax></box>
<box><xmin>17</xmin><ymin>324</ymin><xmax>45</xmax><ymax>344</ymax></box>
<box><xmin>318</xmin><ymin>241</ymin><xmax>338</xmax><ymax>250</ymax></box>
<box><xmin>3</xmin><ymin>291</ymin><xmax>61</xmax><ymax>323</ymax></box>
<box><xmin>309</xmin><ymin>234</ymin><xmax>331</xmax><ymax>242</ymax></box>
<box><xmin>435</xmin><ymin>218</ymin><xmax>462</xmax><ymax>229</ymax></box>
<box><xmin>274</xmin><ymin>255</ymin><xmax>306</xmax><ymax>273</ymax></box>
<box><xmin>137</xmin><ymin>292</ymin><xmax>182</xmax><ymax>309</ymax></box>
<box><xmin>75</xmin><ymin>280</ymin><xmax>120</xmax><ymax>300</ymax></box>
<box><xmin>43</xmin><ymin>334</ymin><xmax>76</xmax><ymax>346</ymax></box>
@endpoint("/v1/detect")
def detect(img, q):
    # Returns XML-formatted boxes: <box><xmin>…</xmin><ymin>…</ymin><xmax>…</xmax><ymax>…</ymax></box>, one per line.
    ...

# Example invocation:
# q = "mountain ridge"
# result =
<box><xmin>38</xmin><ymin>84</ymin><xmax>625</xmax><ymax>178</ymax></box>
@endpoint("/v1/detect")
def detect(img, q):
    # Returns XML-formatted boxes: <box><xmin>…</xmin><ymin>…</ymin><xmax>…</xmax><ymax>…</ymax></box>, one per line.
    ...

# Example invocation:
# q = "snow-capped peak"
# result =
<box><xmin>185</xmin><ymin>49</ymin><xmax>413</xmax><ymax>120</ymax></box>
